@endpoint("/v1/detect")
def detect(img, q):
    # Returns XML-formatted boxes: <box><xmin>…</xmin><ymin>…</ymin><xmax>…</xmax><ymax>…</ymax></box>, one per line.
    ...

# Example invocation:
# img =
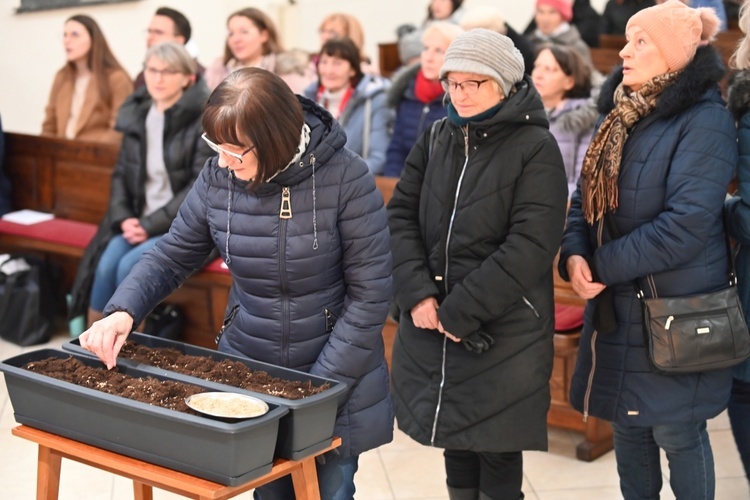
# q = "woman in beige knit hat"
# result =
<box><xmin>559</xmin><ymin>1</ymin><xmax>736</xmax><ymax>498</ymax></box>
<box><xmin>388</xmin><ymin>28</ymin><xmax>568</xmax><ymax>500</ymax></box>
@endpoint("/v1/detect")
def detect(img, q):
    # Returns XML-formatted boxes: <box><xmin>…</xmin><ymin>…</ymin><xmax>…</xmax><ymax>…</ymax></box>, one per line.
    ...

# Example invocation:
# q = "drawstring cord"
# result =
<box><xmin>225</xmin><ymin>169</ymin><xmax>234</xmax><ymax>264</ymax></box>
<box><xmin>310</xmin><ymin>154</ymin><xmax>318</xmax><ymax>250</ymax></box>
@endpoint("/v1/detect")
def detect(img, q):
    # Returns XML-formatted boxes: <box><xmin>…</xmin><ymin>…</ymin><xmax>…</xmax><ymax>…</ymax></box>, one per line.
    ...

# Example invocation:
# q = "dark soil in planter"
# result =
<box><xmin>118</xmin><ymin>341</ymin><xmax>328</xmax><ymax>400</ymax></box>
<box><xmin>23</xmin><ymin>357</ymin><xmax>205</xmax><ymax>415</ymax></box>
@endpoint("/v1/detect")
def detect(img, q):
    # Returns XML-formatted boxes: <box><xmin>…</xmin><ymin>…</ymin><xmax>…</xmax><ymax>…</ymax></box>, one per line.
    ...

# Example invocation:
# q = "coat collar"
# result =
<box><xmin>597</xmin><ymin>45</ymin><xmax>726</xmax><ymax>120</ymax></box>
<box><xmin>727</xmin><ymin>69</ymin><xmax>750</xmax><ymax>121</ymax></box>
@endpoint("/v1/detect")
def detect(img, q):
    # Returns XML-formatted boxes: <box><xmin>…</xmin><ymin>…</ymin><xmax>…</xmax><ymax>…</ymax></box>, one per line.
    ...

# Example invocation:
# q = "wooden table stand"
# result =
<box><xmin>12</xmin><ymin>425</ymin><xmax>341</xmax><ymax>500</ymax></box>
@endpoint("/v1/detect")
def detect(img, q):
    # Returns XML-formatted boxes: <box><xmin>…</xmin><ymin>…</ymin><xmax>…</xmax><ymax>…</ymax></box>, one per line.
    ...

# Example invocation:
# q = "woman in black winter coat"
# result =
<box><xmin>71</xmin><ymin>41</ymin><xmax>211</xmax><ymax>326</ymax></box>
<box><xmin>388</xmin><ymin>29</ymin><xmax>567</xmax><ymax>500</ymax></box>
<box><xmin>79</xmin><ymin>68</ymin><xmax>394</xmax><ymax>500</ymax></box>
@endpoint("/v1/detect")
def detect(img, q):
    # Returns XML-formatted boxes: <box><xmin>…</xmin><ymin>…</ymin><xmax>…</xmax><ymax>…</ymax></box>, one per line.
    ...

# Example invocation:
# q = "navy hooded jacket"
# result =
<box><xmin>106</xmin><ymin>96</ymin><xmax>395</xmax><ymax>457</ymax></box>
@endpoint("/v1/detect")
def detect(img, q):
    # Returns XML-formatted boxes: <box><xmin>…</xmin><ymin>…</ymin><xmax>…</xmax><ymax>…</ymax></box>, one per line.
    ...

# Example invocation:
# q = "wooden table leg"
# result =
<box><xmin>290</xmin><ymin>457</ymin><xmax>320</xmax><ymax>500</ymax></box>
<box><xmin>133</xmin><ymin>480</ymin><xmax>153</xmax><ymax>500</ymax></box>
<box><xmin>37</xmin><ymin>445</ymin><xmax>62</xmax><ymax>500</ymax></box>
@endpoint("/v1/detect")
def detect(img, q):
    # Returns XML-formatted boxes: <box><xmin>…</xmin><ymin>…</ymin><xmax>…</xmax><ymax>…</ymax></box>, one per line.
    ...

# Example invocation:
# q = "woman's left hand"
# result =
<box><xmin>437</xmin><ymin>322</ymin><xmax>461</xmax><ymax>342</ymax></box>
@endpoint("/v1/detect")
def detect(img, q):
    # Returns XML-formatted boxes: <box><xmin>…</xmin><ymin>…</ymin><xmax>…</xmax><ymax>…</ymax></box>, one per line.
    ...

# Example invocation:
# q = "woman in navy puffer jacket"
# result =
<box><xmin>80</xmin><ymin>68</ymin><xmax>394</xmax><ymax>500</ymax></box>
<box><xmin>559</xmin><ymin>3</ymin><xmax>735</xmax><ymax>498</ymax></box>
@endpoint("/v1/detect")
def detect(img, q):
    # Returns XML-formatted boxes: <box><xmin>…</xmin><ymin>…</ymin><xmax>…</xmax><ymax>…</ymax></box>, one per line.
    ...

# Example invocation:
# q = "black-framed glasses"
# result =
<box><xmin>439</xmin><ymin>78</ymin><xmax>491</xmax><ymax>95</ymax></box>
<box><xmin>201</xmin><ymin>133</ymin><xmax>255</xmax><ymax>164</ymax></box>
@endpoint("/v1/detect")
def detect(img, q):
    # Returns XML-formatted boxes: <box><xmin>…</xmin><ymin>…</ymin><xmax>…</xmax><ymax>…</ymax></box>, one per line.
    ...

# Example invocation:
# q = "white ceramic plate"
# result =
<box><xmin>185</xmin><ymin>392</ymin><xmax>269</xmax><ymax>419</ymax></box>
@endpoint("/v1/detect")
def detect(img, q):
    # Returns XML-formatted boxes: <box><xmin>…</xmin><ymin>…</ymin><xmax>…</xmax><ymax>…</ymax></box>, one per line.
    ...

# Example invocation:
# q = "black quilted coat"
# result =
<box><xmin>388</xmin><ymin>76</ymin><xmax>568</xmax><ymax>452</ymax></box>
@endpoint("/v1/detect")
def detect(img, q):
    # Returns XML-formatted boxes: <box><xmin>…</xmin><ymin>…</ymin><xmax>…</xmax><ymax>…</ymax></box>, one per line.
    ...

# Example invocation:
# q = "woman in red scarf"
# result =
<box><xmin>383</xmin><ymin>22</ymin><xmax>463</xmax><ymax>178</ymax></box>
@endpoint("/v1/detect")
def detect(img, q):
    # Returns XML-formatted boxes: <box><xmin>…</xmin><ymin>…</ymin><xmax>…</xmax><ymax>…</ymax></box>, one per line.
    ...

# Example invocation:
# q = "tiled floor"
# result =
<box><xmin>1</xmin><ymin>331</ymin><xmax>748</xmax><ymax>499</ymax></box>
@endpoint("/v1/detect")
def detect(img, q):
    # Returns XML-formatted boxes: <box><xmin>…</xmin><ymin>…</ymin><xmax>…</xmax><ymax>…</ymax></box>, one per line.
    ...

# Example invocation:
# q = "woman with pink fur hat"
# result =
<box><xmin>559</xmin><ymin>1</ymin><xmax>736</xmax><ymax>498</ymax></box>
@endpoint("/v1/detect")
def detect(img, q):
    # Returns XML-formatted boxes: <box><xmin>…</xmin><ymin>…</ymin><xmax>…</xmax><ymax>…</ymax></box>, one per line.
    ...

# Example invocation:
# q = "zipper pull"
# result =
<box><xmin>665</xmin><ymin>315</ymin><xmax>674</xmax><ymax>330</ymax></box>
<box><xmin>280</xmin><ymin>186</ymin><xmax>292</xmax><ymax>219</ymax></box>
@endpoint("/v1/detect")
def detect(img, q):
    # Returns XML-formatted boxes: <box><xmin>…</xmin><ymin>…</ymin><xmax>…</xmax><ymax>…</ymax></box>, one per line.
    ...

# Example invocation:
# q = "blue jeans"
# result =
<box><xmin>89</xmin><ymin>235</ymin><xmax>160</xmax><ymax>311</ymax></box>
<box><xmin>253</xmin><ymin>454</ymin><xmax>359</xmax><ymax>500</ymax></box>
<box><xmin>729</xmin><ymin>377</ymin><xmax>750</xmax><ymax>481</ymax></box>
<box><xmin>612</xmin><ymin>421</ymin><xmax>715</xmax><ymax>500</ymax></box>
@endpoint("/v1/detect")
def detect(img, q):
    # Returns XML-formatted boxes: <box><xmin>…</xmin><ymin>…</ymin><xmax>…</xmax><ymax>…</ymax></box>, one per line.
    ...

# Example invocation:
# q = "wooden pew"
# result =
<box><xmin>591</xmin><ymin>47</ymin><xmax>622</xmax><ymax>76</ymax></box>
<box><xmin>378</xmin><ymin>42</ymin><xmax>401</xmax><ymax>79</ymax></box>
<box><xmin>0</xmin><ymin>133</ymin><xmax>230</xmax><ymax>348</ymax></box>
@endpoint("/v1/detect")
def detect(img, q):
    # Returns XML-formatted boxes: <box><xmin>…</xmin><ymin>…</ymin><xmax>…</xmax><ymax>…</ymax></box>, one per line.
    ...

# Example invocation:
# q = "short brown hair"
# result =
<box><xmin>537</xmin><ymin>44</ymin><xmax>592</xmax><ymax>99</ymax></box>
<box><xmin>317</xmin><ymin>37</ymin><xmax>364</xmax><ymax>88</ymax></box>
<box><xmin>202</xmin><ymin>68</ymin><xmax>304</xmax><ymax>190</ymax></box>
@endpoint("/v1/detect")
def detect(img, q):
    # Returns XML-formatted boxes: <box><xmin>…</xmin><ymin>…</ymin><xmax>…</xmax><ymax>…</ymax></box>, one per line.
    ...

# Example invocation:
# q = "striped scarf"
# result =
<box><xmin>581</xmin><ymin>71</ymin><xmax>680</xmax><ymax>224</ymax></box>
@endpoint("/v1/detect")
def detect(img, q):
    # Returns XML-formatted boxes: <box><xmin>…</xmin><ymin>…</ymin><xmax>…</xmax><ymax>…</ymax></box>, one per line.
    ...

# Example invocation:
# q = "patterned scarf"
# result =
<box><xmin>581</xmin><ymin>72</ymin><xmax>680</xmax><ymax>224</ymax></box>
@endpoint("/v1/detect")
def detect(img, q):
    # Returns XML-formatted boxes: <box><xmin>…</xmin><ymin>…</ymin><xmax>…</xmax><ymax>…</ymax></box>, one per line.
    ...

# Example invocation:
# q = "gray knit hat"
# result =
<box><xmin>439</xmin><ymin>28</ymin><xmax>524</xmax><ymax>96</ymax></box>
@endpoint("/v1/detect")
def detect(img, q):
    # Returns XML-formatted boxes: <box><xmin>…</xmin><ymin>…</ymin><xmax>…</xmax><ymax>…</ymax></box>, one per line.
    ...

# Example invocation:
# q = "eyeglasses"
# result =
<box><xmin>143</xmin><ymin>66</ymin><xmax>183</xmax><ymax>78</ymax></box>
<box><xmin>201</xmin><ymin>133</ymin><xmax>255</xmax><ymax>164</ymax></box>
<box><xmin>439</xmin><ymin>78</ymin><xmax>491</xmax><ymax>95</ymax></box>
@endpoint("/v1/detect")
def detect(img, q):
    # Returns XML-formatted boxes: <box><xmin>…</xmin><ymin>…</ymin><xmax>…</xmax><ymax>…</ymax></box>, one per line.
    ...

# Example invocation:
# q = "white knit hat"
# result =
<box><xmin>439</xmin><ymin>28</ymin><xmax>525</xmax><ymax>96</ymax></box>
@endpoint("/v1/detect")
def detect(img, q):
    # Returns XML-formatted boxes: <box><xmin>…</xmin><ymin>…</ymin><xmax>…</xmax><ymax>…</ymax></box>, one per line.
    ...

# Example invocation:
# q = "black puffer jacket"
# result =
<box><xmin>69</xmin><ymin>78</ymin><xmax>211</xmax><ymax>318</ymax></box>
<box><xmin>388</xmin><ymin>76</ymin><xmax>568</xmax><ymax>452</ymax></box>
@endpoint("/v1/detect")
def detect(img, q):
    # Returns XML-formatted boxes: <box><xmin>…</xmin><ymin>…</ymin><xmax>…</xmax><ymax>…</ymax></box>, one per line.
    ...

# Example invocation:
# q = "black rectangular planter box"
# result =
<box><xmin>65</xmin><ymin>333</ymin><xmax>347</xmax><ymax>460</ymax></box>
<box><xmin>0</xmin><ymin>349</ymin><xmax>288</xmax><ymax>486</ymax></box>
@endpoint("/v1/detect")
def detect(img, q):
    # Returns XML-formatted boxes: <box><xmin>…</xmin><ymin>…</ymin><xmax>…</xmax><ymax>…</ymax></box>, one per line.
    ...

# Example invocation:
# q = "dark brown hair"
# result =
<box><xmin>223</xmin><ymin>8</ymin><xmax>283</xmax><ymax>65</ymax></box>
<box><xmin>427</xmin><ymin>0</ymin><xmax>464</xmax><ymax>20</ymax></box>
<box><xmin>537</xmin><ymin>44</ymin><xmax>592</xmax><ymax>99</ymax></box>
<box><xmin>155</xmin><ymin>7</ymin><xmax>192</xmax><ymax>42</ymax></box>
<box><xmin>64</xmin><ymin>15</ymin><xmax>128</xmax><ymax>105</ymax></box>
<box><xmin>317</xmin><ymin>37</ymin><xmax>364</xmax><ymax>88</ymax></box>
<box><xmin>202</xmin><ymin>68</ymin><xmax>304</xmax><ymax>190</ymax></box>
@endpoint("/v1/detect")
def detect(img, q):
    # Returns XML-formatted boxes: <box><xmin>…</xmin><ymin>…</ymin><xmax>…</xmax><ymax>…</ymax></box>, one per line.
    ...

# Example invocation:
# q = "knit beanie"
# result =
<box><xmin>537</xmin><ymin>0</ymin><xmax>573</xmax><ymax>23</ymax></box>
<box><xmin>398</xmin><ymin>30</ymin><xmax>423</xmax><ymax>65</ymax></box>
<box><xmin>439</xmin><ymin>28</ymin><xmax>525</xmax><ymax>96</ymax></box>
<box><xmin>626</xmin><ymin>0</ymin><xmax>721</xmax><ymax>72</ymax></box>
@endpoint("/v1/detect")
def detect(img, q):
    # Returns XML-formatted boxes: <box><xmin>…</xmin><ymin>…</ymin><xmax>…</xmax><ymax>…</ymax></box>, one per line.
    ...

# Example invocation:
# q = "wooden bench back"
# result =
<box><xmin>378</xmin><ymin>42</ymin><xmax>401</xmax><ymax>79</ymax></box>
<box><xmin>5</xmin><ymin>133</ymin><xmax>118</xmax><ymax>224</ymax></box>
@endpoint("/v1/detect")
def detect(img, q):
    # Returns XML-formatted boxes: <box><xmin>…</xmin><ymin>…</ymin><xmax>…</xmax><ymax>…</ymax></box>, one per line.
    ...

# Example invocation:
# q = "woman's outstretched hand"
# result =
<box><xmin>79</xmin><ymin>311</ymin><xmax>134</xmax><ymax>370</ymax></box>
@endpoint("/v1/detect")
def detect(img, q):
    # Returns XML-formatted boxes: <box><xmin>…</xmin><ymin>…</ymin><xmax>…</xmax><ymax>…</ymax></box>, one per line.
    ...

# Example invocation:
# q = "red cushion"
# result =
<box><xmin>554</xmin><ymin>304</ymin><xmax>584</xmax><ymax>332</ymax></box>
<box><xmin>0</xmin><ymin>218</ymin><xmax>96</xmax><ymax>249</ymax></box>
<box><xmin>203</xmin><ymin>257</ymin><xmax>230</xmax><ymax>274</ymax></box>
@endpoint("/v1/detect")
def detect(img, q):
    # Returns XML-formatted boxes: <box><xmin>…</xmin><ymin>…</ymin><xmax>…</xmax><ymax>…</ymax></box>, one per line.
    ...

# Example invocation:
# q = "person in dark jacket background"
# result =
<box><xmin>723</xmin><ymin>0</ymin><xmax>750</xmax><ymax>482</ymax></box>
<box><xmin>79</xmin><ymin>67</ymin><xmax>394</xmax><ymax>500</ymax></box>
<box><xmin>559</xmin><ymin>2</ymin><xmax>735</xmax><ymax>498</ymax></box>
<box><xmin>70</xmin><ymin>41</ymin><xmax>211</xmax><ymax>326</ymax></box>
<box><xmin>601</xmin><ymin>0</ymin><xmax>657</xmax><ymax>34</ymax></box>
<box><xmin>388</xmin><ymin>29</ymin><xmax>567</xmax><ymax>500</ymax></box>
<box><xmin>383</xmin><ymin>22</ymin><xmax>463</xmax><ymax>178</ymax></box>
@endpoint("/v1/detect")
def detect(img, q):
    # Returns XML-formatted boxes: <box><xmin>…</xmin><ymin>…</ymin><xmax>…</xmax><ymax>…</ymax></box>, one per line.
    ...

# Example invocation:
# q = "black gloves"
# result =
<box><xmin>462</xmin><ymin>330</ymin><xmax>494</xmax><ymax>353</ymax></box>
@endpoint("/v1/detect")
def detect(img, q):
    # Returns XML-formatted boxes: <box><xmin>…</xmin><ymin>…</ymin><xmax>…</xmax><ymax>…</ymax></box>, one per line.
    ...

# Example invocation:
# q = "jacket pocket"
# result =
<box><xmin>215</xmin><ymin>304</ymin><xmax>239</xmax><ymax>345</ymax></box>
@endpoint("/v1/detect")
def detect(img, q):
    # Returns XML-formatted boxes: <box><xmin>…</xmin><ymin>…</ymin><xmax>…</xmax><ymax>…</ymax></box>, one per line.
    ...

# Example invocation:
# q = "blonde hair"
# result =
<box><xmin>319</xmin><ymin>13</ymin><xmax>366</xmax><ymax>58</ymax></box>
<box><xmin>459</xmin><ymin>6</ymin><xmax>507</xmax><ymax>35</ymax></box>
<box><xmin>731</xmin><ymin>0</ymin><xmax>750</xmax><ymax>69</ymax></box>
<box><xmin>422</xmin><ymin>21</ymin><xmax>464</xmax><ymax>45</ymax></box>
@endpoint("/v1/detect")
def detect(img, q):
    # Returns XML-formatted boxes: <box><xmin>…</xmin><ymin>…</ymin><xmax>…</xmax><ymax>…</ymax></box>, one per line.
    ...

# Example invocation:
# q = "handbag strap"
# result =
<box><xmin>603</xmin><ymin>214</ymin><xmax>737</xmax><ymax>299</ymax></box>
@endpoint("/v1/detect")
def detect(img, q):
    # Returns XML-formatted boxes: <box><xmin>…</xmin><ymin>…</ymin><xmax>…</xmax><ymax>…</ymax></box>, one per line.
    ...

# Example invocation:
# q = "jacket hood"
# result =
<box><xmin>597</xmin><ymin>45</ymin><xmax>727</xmax><ymax>119</ymax></box>
<box><xmin>386</xmin><ymin>62</ymin><xmax>421</xmax><ymax>108</ymax></box>
<box><xmin>549</xmin><ymin>97</ymin><xmax>599</xmax><ymax>134</ymax></box>
<box><xmin>256</xmin><ymin>95</ymin><xmax>348</xmax><ymax>192</ymax></box>
<box><xmin>462</xmin><ymin>74</ymin><xmax>548</xmax><ymax>131</ymax></box>
<box><xmin>727</xmin><ymin>69</ymin><xmax>750</xmax><ymax>121</ymax></box>
<box><xmin>116</xmin><ymin>74</ymin><xmax>210</xmax><ymax>133</ymax></box>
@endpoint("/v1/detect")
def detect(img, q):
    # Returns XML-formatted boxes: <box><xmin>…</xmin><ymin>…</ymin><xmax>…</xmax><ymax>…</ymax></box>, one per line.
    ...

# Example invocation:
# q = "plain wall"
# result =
<box><xmin>0</xmin><ymin>0</ymin><xmax>608</xmax><ymax>134</ymax></box>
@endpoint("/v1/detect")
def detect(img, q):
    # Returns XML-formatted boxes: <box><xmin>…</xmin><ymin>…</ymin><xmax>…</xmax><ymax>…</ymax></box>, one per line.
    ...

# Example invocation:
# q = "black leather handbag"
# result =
<box><xmin>639</xmin><ymin>280</ymin><xmax>750</xmax><ymax>374</ymax></box>
<box><xmin>606</xmin><ymin>216</ymin><xmax>750</xmax><ymax>374</ymax></box>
